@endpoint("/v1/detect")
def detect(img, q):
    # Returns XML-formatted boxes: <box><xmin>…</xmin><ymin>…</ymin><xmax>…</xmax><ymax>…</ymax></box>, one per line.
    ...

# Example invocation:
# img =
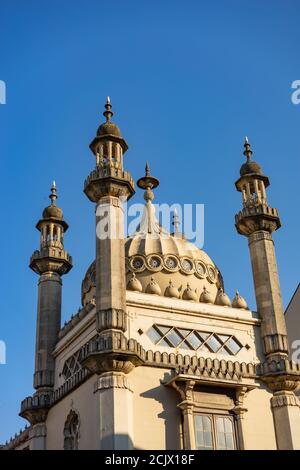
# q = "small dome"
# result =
<box><xmin>215</xmin><ymin>288</ymin><xmax>231</xmax><ymax>307</ymax></box>
<box><xmin>97</xmin><ymin>121</ymin><xmax>122</xmax><ymax>138</ymax></box>
<box><xmin>42</xmin><ymin>204</ymin><xmax>63</xmax><ymax>220</ymax></box>
<box><xmin>145</xmin><ymin>277</ymin><xmax>161</xmax><ymax>295</ymax></box>
<box><xmin>240</xmin><ymin>160</ymin><xmax>262</xmax><ymax>176</ymax></box>
<box><xmin>127</xmin><ymin>273</ymin><xmax>143</xmax><ymax>292</ymax></box>
<box><xmin>200</xmin><ymin>286</ymin><xmax>215</xmax><ymax>304</ymax></box>
<box><xmin>165</xmin><ymin>280</ymin><xmax>180</xmax><ymax>299</ymax></box>
<box><xmin>232</xmin><ymin>291</ymin><xmax>248</xmax><ymax>309</ymax></box>
<box><xmin>182</xmin><ymin>284</ymin><xmax>197</xmax><ymax>301</ymax></box>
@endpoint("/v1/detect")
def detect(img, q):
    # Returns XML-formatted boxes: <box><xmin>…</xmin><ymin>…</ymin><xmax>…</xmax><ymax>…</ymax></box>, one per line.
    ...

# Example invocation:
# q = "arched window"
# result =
<box><xmin>63</xmin><ymin>410</ymin><xmax>80</xmax><ymax>450</ymax></box>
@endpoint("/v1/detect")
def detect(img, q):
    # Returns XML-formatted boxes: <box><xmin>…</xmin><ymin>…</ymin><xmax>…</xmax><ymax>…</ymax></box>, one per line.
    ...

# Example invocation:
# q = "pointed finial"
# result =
<box><xmin>50</xmin><ymin>181</ymin><xmax>58</xmax><ymax>205</ymax></box>
<box><xmin>243</xmin><ymin>136</ymin><xmax>253</xmax><ymax>160</ymax></box>
<box><xmin>172</xmin><ymin>208</ymin><xmax>181</xmax><ymax>233</ymax></box>
<box><xmin>103</xmin><ymin>96</ymin><xmax>113</xmax><ymax>122</ymax></box>
<box><xmin>137</xmin><ymin>162</ymin><xmax>160</xmax><ymax>203</ymax></box>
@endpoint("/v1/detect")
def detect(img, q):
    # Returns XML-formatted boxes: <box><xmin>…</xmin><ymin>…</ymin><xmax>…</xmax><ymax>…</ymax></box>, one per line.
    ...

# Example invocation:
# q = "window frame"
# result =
<box><xmin>194</xmin><ymin>412</ymin><xmax>237</xmax><ymax>450</ymax></box>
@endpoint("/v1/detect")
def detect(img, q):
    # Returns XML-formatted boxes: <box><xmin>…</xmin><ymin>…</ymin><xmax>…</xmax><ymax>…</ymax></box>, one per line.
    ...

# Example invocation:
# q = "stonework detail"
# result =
<box><xmin>95</xmin><ymin>373</ymin><xmax>133</xmax><ymax>393</ymax></box>
<box><xmin>271</xmin><ymin>393</ymin><xmax>300</xmax><ymax>409</ymax></box>
<box><xmin>96</xmin><ymin>308</ymin><xmax>127</xmax><ymax>333</ymax></box>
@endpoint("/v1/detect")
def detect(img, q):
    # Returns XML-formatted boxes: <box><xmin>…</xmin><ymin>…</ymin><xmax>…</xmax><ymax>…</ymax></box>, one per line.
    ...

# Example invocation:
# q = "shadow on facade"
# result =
<box><xmin>140</xmin><ymin>372</ymin><xmax>181</xmax><ymax>449</ymax></box>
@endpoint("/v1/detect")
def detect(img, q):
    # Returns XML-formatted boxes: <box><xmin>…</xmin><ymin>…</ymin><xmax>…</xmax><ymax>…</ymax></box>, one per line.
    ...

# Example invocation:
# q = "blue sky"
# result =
<box><xmin>0</xmin><ymin>0</ymin><xmax>300</xmax><ymax>443</ymax></box>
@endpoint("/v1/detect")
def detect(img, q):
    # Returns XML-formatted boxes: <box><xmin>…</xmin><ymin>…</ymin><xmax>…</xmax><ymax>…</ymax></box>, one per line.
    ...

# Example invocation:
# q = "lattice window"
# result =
<box><xmin>147</xmin><ymin>324</ymin><xmax>243</xmax><ymax>355</ymax></box>
<box><xmin>62</xmin><ymin>351</ymin><xmax>82</xmax><ymax>380</ymax></box>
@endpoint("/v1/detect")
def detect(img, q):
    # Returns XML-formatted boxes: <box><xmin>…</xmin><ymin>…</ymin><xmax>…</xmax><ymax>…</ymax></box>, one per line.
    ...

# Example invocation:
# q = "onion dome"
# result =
<box><xmin>215</xmin><ymin>288</ymin><xmax>231</xmax><ymax>307</ymax></box>
<box><xmin>97</xmin><ymin>97</ymin><xmax>122</xmax><ymax>137</ymax></box>
<box><xmin>232</xmin><ymin>291</ymin><xmax>248</xmax><ymax>309</ymax></box>
<box><xmin>200</xmin><ymin>286</ymin><xmax>215</xmax><ymax>304</ymax></box>
<box><xmin>127</xmin><ymin>273</ymin><xmax>143</xmax><ymax>292</ymax></box>
<box><xmin>182</xmin><ymin>283</ymin><xmax>198</xmax><ymax>301</ymax></box>
<box><xmin>89</xmin><ymin>97</ymin><xmax>128</xmax><ymax>155</ymax></box>
<box><xmin>240</xmin><ymin>137</ymin><xmax>262</xmax><ymax>176</ymax></box>
<box><xmin>165</xmin><ymin>280</ymin><xmax>180</xmax><ymax>299</ymax></box>
<box><xmin>145</xmin><ymin>277</ymin><xmax>161</xmax><ymax>295</ymax></box>
<box><xmin>42</xmin><ymin>181</ymin><xmax>63</xmax><ymax>220</ymax></box>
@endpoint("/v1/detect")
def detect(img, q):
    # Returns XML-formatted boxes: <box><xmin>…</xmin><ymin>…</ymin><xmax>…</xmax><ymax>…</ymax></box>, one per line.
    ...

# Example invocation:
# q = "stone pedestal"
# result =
<box><xmin>95</xmin><ymin>372</ymin><xmax>134</xmax><ymax>450</ymax></box>
<box><xmin>29</xmin><ymin>423</ymin><xmax>47</xmax><ymax>450</ymax></box>
<box><xmin>271</xmin><ymin>392</ymin><xmax>300</xmax><ymax>450</ymax></box>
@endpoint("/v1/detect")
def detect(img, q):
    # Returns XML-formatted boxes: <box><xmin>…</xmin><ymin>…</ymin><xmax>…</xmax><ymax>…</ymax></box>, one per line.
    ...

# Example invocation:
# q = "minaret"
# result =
<box><xmin>235</xmin><ymin>137</ymin><xmax>288</xmax><ymax>361</ymax></box>
<box><xmin>84</xmin><ymin>98</ymin><xmax>135</xmax><ymax>333</ymax></box>
<box><xmin>83</xmin><ymin>98</ymin><xmax>139</xmax><ymax>450</ymax></box>
<box><xmin>30</xmin><ymin>182</ymin><xmax>72</xmax><ymax>392</ymax></box>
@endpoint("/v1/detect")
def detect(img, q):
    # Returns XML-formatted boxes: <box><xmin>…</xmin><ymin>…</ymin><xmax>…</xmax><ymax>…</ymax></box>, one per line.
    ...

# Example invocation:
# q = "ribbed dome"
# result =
<box><xmin>97</xmin><ymin>121</ymin><xmax>122</xmax><ymax>138</ymax></box>
<box><xmin>240</xmin><ymin>160</ymin><xmax>262</xmax><ymax>176</ymax></box>
<box><xmin>42</xmin><ymin>204</ymin><xmax>63</xmax><ymax>220</ymax></box>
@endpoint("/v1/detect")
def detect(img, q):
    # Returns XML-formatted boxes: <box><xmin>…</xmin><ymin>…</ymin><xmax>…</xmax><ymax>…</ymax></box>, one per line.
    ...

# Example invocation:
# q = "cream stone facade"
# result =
<box><xmin>3</xmin><ymin>100</ymin><xmax>300</xmax><ymax>450</ymax></box>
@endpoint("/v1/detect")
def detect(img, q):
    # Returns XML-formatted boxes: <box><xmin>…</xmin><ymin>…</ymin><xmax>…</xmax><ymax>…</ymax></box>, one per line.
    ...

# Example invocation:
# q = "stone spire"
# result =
<box><xmin>136</xmin><ymin>163</ymin><xmax>161</xmax><ymax>235</ymax></box>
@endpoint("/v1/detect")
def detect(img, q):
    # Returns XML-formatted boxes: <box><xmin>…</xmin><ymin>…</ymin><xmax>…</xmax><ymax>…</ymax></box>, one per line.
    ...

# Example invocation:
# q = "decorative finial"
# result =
<box><xmin>50</xmin><ymin>181</ymin><xmax>58</xmax><ymax>205</ymax></box>
<box><xmin>172</xmin><ymin>208</ymin><xmax>181</xmax><ymax>233</ymax></box>
<box><xmin>243</xmin><ymin>136</ymin><xmax>253</xmax><ymax>161</ymax></box>
<box><xmin>137</xmin><ymin>162</ymin><xmax>160</xmax><ymax>203</ymax></box>
<box><xmin>103</xmin><ymin>96</ymin><xmax>113</xmax><ymax>122</ymax></box>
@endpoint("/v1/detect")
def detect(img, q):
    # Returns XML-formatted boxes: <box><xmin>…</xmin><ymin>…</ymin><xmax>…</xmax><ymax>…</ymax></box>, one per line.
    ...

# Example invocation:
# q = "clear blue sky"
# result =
<box><xmin>0</xmin><ymin>0</ymin><xmax>299</xmax><ymax>443</ymax></box>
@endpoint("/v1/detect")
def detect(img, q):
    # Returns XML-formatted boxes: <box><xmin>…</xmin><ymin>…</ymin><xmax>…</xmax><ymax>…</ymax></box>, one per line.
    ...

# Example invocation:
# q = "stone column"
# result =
<box><xmin>29</xmin><ymin>423</ymin><xmax>47</xmax><ymax>450</ymax></box>
<box><xmin>178</xmin><ymin>402</ymin><xmax>196</xmax><ymax>450</ymax></box>
<box><xmin>248</xmin><ymin>231</ymin><xmax>288</xmax><ymax>359</ymax></box>
<box><xmin>271</xmin><ymin>392</ymin><xmax>300</xmax><ymax>449</ymax></box>
<box><xmin>95</xmin><ymin>372</ymin><xmax>134</xmax><ymax>450</ymax></box>
<box><xmin>95</xmin><ymin>195</ymin><xmax>127</xmax><ymax>332</ymax></box>
<box><xmin>34</xmin><ymin>272</ymin><xmax>62</xmax><ymax>389</ymax></box>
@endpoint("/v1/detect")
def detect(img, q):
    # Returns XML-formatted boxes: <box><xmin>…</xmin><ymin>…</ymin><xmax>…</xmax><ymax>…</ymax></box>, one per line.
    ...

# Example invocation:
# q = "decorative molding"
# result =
<box><xmin>96</xmin><ymin>308</ymin><xmax>127</xmax><ymax>333</ymax></box>
<box><xmin>271</xmin><ymin>392</ymin><xmax>300</xmax><ymax>409</ymax></box>
<box><xmin>1</xmin><ymin>426</ymin><xmax>31</xmax><ymax>450</ymax></box>
<box><xmin>95</xmin><ymin>373</ymin><xmax>133</xmax><ymax>393</ymax></box>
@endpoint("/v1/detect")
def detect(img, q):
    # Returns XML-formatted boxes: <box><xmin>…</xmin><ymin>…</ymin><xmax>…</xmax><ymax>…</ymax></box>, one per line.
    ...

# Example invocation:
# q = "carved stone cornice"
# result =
<box><xmin>257</xmin><ymin>358</ymin><xmax>300</xmax><ymax>393</ymax></box>
<box><xmin>80</xmin><ymin>331</ymin><xmax>145</xmax><ymax>374</ymax></box>
<box><xmin>19</xmin><ymin>393</ymin><xmax>51</xmax><ymax>425</ymax></box>
<box><xmin>95</xmin><ymin>372</ymin><xmax>133</xmax><ymax>393</ymax></box>
<box><xmin>235</xmin><ymin>205</ymin><xmax>280</xmax><ymax>236</ymax></box>
<box><xmin>271</xmin><ymin>391</ymin><xmax>300</xmax><ymax>409</ymax></box>
<box><xmin>30</xmin><ymin>249</ymin><xmax>72</xmax><ymax>276</ymax></box>
<box><xmin>84</xmin><ymin>167</ymin><xmax>135</xmax><ymax>203</ymax></box>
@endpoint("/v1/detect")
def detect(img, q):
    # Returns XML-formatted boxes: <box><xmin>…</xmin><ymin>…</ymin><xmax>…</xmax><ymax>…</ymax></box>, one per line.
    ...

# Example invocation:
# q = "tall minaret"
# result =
<box><xmin>235</xmin><ymin>138</ymin><xmax>288</xmax><ymax>361</ymax></box>
<box><xmin>30</xmin><ymin>182</ymin><xmax>72</xmax><ymax>392</ymax></box>
<box><xmin>83</xmin><ymin>99</ymin><xmax>137</xmax><ymax>449</ymax></box>
<box><xmin>84</xmin><ymin>98</ymin><xmax>135</xmax><ymax>334</ymax></box>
